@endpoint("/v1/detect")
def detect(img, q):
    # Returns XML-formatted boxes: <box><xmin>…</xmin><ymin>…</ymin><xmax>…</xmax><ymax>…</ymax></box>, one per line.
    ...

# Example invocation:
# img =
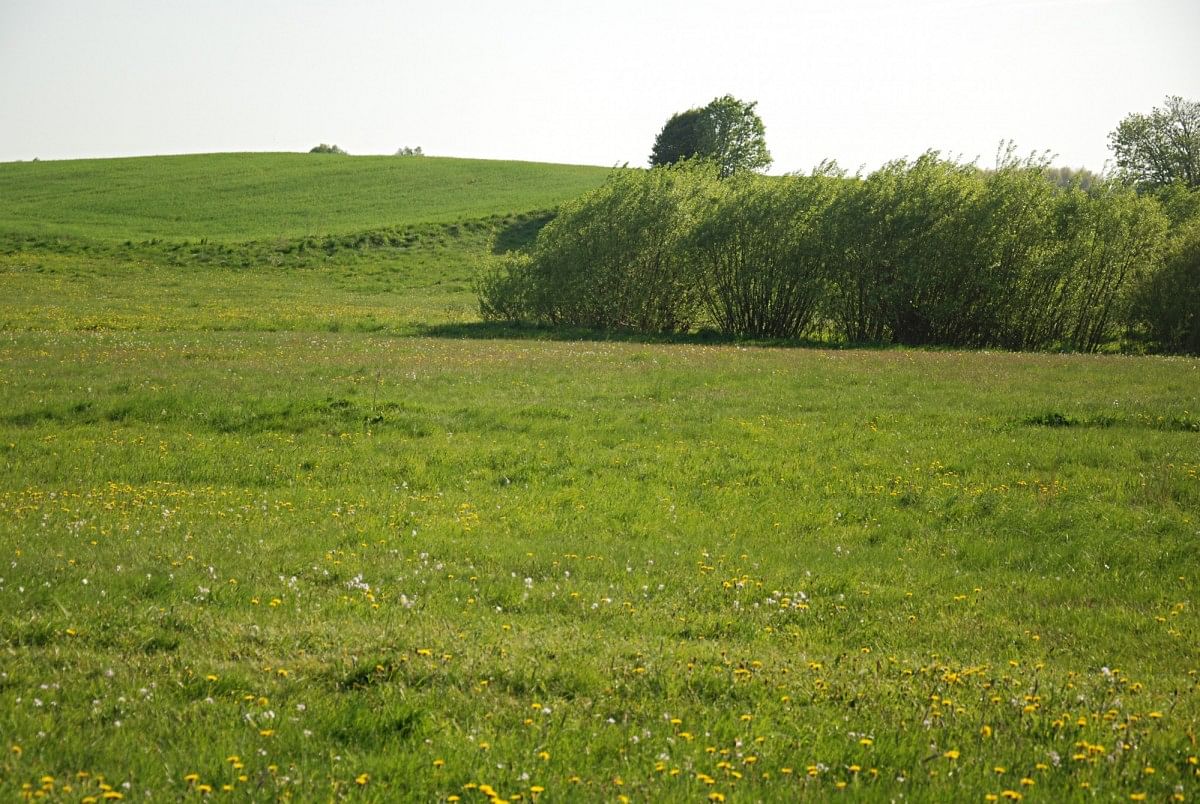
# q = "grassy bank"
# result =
<box><xmin>0</xmin><ymin>153</ymin><xmax>1196</xmax><ymax>801</ymax></box>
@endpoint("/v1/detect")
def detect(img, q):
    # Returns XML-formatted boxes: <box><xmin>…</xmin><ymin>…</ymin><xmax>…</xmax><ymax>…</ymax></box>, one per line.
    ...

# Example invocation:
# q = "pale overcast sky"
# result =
<box><xmin>1</xmin><ymin>0</ymin><xmax>1197</xmax><ymax>172</ymax></box>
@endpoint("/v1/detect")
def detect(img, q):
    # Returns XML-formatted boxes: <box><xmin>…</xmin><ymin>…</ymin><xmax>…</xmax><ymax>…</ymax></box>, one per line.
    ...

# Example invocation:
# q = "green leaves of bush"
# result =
<box><xmin>479</xmin><ymin>153</ymin><xmax>1182</xmax><ymax>352</ymax></box>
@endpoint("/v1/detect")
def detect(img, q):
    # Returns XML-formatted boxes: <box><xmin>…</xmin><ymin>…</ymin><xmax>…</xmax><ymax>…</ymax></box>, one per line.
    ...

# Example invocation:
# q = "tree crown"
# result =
<box><xmin>650</xmin><ymin>95</ymin><xmax>772</xmax><ymax>177</ymax></box>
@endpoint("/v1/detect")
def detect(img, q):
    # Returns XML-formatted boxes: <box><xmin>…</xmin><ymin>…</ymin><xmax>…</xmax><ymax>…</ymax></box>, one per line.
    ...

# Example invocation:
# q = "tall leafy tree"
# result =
<box><xmin>649</xmin><ymin>95</ymin><xmax>772</xmax><ymax>177</ymax></box>
<box><xmin>1108</xmin><ymin>95</ymin><xmax>1200</xmax><ymax>190</ymax></box>
<box><xmin>700</xmin><ymin>95</ymin><xmax>773</xmax><ymax>178</ymax></box>
<box><xmin>649</xmin><ymin>108</ymin><xmax>707</xmax><ymax>167</ymax></box>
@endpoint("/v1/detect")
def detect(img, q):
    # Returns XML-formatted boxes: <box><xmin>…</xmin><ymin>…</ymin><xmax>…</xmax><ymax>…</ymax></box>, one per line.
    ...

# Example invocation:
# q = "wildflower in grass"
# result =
<box><xmin>196</xmin><ymin>784</ymin><xmax>213</xmax><ymax>794</ymax></box>
<box><xmin>433</xmin><ymin>759</ymin><xmax>445</xmax><ymax>768</ymax></box>
<box><xmin>183</xmin><ymin>773</ymin><xmax>199</xmax><ymax>783</ymax></box>
<box><xmin>944</xmin><ymin>750</ymin><xmax>960</xmax><ymax>760</ymax></box>
<box><xmin>538</xmin><ymin>751</ymin><xmax>550</xmax><ymax>761</ymax></box>
<box><xmin>1001</xmin><ymin>791</ymin><xmax>1023</xmax><ymax>801</ymax></box>
<box><xmin>355</xmin><ymin>773</ymin><xmax>369</xmax><ymax>785</ymax></box>
<box><xmin>1020</xmin><ymin>778</ymin><xmax>1035</xmax><ymax>786</ymax></box>
<box><xmin>980</xmin><ymin>725</ymin><xmax>993</xmax><ymax>738</ymax></box>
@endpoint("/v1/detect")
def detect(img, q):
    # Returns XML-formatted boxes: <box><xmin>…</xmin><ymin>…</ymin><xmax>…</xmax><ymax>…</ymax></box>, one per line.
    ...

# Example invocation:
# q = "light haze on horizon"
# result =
<box><xmin>1</xmin><ymin>0</ymin><xmax>1198</xmax><ymax>173</ymax></box>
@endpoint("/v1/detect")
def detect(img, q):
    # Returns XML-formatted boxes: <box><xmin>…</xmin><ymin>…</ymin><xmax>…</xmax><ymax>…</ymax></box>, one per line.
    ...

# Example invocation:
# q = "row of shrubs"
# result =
<box><xmin>477</xmin><ymin>152</ymin><xmax>1199</xmax><ymax>352</ymax></box>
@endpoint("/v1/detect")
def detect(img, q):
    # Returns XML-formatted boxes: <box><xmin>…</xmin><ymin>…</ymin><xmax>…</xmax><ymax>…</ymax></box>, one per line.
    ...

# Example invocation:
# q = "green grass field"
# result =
<box><xmin>0</xmin><ymin>153</ymin><xmax>611</xmax><ymax>241</ymax></box>
<box><xmin>1</xmin><ymin>154</ymin><xmax>1197</xmax><ymax>802</ymax></box>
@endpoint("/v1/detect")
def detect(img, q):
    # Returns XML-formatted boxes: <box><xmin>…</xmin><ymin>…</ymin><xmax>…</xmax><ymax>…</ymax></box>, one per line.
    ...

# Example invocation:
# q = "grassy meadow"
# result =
<box><xmin>0</xmin><ymin>154</ymin><xmax>1198</xmax><ymax>802</ymax></box>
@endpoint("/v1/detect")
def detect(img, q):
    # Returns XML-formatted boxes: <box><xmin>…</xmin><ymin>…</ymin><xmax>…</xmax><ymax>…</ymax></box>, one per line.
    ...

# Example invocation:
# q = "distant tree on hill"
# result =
<box><xmin>309</xmin><ymin>143</ymin><xmax>348</xmax><ymax>155</ymax></box>
<box><xmin>1044</xmin><ymin>165</ymin><xmax>1101</xmax><ymax>190</ymax></box>
<box><xmin>395</xmin><ymin>146</ymin><xmax>424</xmax><ymax>156</ymax></box>
<box><xmin>649</xmin><ymin>108</ymin><xmax>707</xmax><ymax>167</ymax></box>
<box><xmin>1109</xmin><ymin>95</ymin><xmax>1199</xmax><ymax>190</ymax></box>
<box><xmin>650</xmin><ymin>95</ymin><xmax>772</xmax><ymax>178</ymax></box>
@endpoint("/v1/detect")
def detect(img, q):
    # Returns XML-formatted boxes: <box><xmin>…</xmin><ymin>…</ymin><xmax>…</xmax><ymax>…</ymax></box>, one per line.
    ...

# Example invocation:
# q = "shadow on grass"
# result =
<box><xmin>416</xmin><ymin>320</ymin><xmax>843</xmax><ymax>350</ymax></box>
<box><xmin>491</xmin><ymin>212</ymin><xmax>555</xmax><ymax>254</ymax></box>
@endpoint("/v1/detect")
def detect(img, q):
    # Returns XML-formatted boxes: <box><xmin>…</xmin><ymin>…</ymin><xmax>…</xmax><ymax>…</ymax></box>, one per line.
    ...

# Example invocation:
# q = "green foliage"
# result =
<box><xmin>310</xmin><ymin>143</ymin><xmax>349</xmax><ymax>154</ymax></box>
<box><xmin>474</xmin><ymin>252</ymin><xmax>534</xmax><ymax>324</ymax></box>
<box><xmin>501</xmin><ymin>148</ymin><xmax>1167</xmax><ymax>352</ymax></box>
<box><xmin>1042</xmin><ymin>164</ymin><xmax>1100</xmax><ymax>190</ymax></box>
<box><xmin>649</xmin><ymin>95</ymin><xmax>772</xmax><ymax>177</ymax></box>
<box><xmin>829</xmin><ymin>154</ymin><xmax>1169</xmax><ymax>350</ymax></box>
<box><xmin>648</xmin><ymin>108</ymin><xmax>706</xmax><ymax>167</ymax></box>
<box><xmin>480</xmin><ymin>165</ymin><xmax>717</xmax><ymax>333</ymax></box>
<box><xmin>1133</xmin><ymin>217</ymin><xmax>1200</xmax><ymax>353</ymax></box>
<box><xmin>395</xmin><ymin>146</ymin><xmax>424</xmax><ymax>156</ymax></box>
<box><xmin>1108</xmin><ymin>95</ymin><xmax>1200</xmax><ymax>190</ymax></box>
<box><xmin>691</xmin><ymin>169</ymin><xmax>842</xmax><ymax>338</ymax></box>
<box><xmin>1050</xmin><ymin>181</ymin><xmax>1168</xmax><ymax>351</ymax></box>
<box><xmin>1150</xmin><ymin>181</ymin><xmax>1200</xmax><ymax>227</ymax></box>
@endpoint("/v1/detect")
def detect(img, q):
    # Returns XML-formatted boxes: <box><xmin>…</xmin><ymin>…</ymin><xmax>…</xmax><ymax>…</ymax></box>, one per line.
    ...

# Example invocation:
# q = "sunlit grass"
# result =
<box><xmin>0</xmin><ymin>153</ymin><xmax>611</xmax><ymax>241</ymax></box>
<box><xmin>1</xmin><ymin>331</ymin><xmax>1196</xmax><ymax>801</ymax></box>
<box><xmin>0</xmin><ymin>153</ymin><xmax>1196</xmax><ymax>801</ymax></box>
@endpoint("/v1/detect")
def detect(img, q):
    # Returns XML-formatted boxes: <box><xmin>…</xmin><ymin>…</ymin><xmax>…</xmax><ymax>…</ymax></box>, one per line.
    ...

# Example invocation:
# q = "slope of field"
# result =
<box><xmin>0</xmin><ymin>153</ymin><xmax>1197</xmax><ymax>802</ymax></box>
<box><xmin>0</xmin><ymin>152</ymin><xmax>612</xmax><ymax>241</ymax></box>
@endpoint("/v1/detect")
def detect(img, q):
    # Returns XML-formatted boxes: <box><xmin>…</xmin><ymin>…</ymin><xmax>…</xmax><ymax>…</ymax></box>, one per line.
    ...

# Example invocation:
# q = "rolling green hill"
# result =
<box><xmin>1</xmin><ymin>151</ymin><xmax>1196</xmax><ymax>802</ymax></box>
<box><xmin>0</xmin><ymin>152</ymin><xmax>613</xmax><ymax>241</ymax></box>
